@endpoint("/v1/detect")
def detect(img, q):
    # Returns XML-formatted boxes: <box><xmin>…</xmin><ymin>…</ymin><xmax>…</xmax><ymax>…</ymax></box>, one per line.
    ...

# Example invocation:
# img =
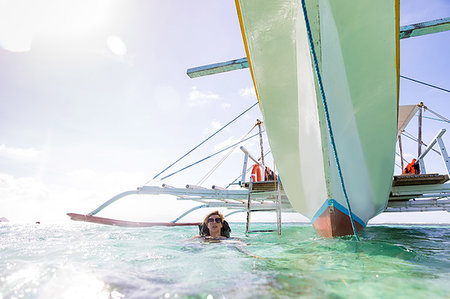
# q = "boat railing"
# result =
<box><xmin>415</xmin><ymin>128</ymin><xmax>449</xmax><ymax>175</ymax></box>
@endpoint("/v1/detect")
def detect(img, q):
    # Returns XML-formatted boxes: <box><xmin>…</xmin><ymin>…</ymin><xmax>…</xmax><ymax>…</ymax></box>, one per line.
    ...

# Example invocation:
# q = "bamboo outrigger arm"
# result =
<box><xmin>86</xmin><ymin>186</ymin><xmax>251</xmax><ymax>217</ymax></box>
<box><xmin>67</xmin><ymin>180</ymin><xmax>449</xmax><ymax>226</ymax></box>
<box><xmin>186</xmin><ymin>17</ymin><xmax>450</xmax><ymax>78</ymax></box>
<box><xmin>399</xmin><ymin>17</ymin><xmax>450</xmax><ymax>39</ymax></box>
<box><xmin>69</xmin><ymin>183</ymin><xmax>292</xmax><ymax>223</ymax></box>
<box><xmin>87</xmin><ymin>191</ymin><xmax>139</xmax><ymax>216</ymax></box>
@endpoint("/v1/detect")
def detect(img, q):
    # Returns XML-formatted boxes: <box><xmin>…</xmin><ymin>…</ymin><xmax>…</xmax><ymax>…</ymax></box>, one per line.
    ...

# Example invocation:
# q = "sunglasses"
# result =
<box><xmin>207</xmin><ymin>217</ymin><xmax>222</xmax><ymax>223</ymax></box>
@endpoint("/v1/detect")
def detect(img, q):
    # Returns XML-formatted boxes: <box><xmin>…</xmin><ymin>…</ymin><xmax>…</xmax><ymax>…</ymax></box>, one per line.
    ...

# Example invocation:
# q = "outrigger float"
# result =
<box><xmin>69</xmin><ymin>2</ymin><xmax>450</xmax><ymax>238</ymax></box>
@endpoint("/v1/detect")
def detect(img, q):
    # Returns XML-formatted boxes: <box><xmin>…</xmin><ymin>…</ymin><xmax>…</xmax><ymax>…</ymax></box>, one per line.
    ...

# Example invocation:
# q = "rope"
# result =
<box><xmin>424</xmin><ymin>106</ymin><xmax>450</xmax><ymax>123</ymax></box>
<box><xmin>300</xmin><ymin>0</ymin><xmax>360</xmax><ymax>241</ymax></box>
<box><xmin>197</xmin><ymin>125</ymin><xmax>257</xmax><ymax>186</ymax></box>
<box><xmin>402</xmin><ymin>130</ymin><xmax>441</xmax><ymax>156</ymax></box>
<box><xmin>422</xmin><ymin>115</ymin><xmax>450</xmax><ymax>124</ymax></box>
<box><xmin>159</xmin><ymin>130</ymin><xmax>262</xmax><ymax>181</ymax></box>
<box><xmin>400</xmin><ymin>75</ymin><xmax>450</xmax><ymax>93</ymax></box>
<box><xmin>147</xmin><ymin>102</ymin><xmax>259</xmax><ymax>184</ymax></box>
<box><xmin>395</xmin><ymin>151</ymin><xmax>410</xmax><ymax>164</ymax></box>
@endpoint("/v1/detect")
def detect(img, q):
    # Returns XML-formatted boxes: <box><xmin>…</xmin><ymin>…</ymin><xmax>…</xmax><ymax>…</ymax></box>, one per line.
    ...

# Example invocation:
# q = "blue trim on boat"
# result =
<box><xmin>311</xmin><ymin>199</ymin><xmax>366</xmax><ymax>228</ymax></box>
<box><xmin>332</xmin><ymin>199</ymin><xmax>366</xmax><ymax>227</ymax></box>
<box><xmin>311</xmin><ymin>199</ymin><xmax>331</xmax><ymax>224</ymax></box>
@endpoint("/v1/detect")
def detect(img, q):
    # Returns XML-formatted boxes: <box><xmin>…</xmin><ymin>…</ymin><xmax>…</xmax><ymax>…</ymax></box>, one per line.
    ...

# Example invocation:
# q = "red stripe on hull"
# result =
<box><xmin>312</xmin><ymin>206</ymin><xmax>364</xmax><ymax>237</ymax></box>
<box><xmin>67</xmin><ymin>213</ymin><xmax>200</xmax><ymax>227</ymax></box>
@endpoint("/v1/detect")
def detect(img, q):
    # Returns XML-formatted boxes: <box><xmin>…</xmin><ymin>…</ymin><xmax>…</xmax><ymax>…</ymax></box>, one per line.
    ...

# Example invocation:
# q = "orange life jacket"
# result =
<box><xmin>264</xmin><ymin>166</ymin><xmax>278</xmax><ymax>181</ymax></box>
<box><xmin>403</xmin><ymin>159</ymin><xmax>419</xmax><ymax>174</ymax></box>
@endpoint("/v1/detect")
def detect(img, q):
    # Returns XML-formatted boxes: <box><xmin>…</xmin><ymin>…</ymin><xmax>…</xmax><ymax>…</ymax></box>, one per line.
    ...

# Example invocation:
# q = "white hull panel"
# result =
<box><xmin>236</xmin><ymin>0</ymin><xmax>398</xmax><ymax>230</ymax></box>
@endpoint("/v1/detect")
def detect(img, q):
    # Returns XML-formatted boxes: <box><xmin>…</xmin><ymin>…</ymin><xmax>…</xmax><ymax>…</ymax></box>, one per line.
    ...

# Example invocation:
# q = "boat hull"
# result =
<box><xmin>236</xmin><ymin>0</ymin><xmax>399</xmax><ymax>237</ymax></box>
<box><xmin>312</xmin><ymin>200</ymin><xmax>365</xmax><ymax>237</ymax></box>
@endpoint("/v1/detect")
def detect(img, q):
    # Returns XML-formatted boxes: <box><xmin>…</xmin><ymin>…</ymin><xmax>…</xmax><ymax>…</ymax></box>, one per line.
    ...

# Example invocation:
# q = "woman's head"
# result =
<box><xmin>199</xmin><ymin>210</ymin><xmax>230</xmax><ymax>238</ymax></box>
<box><xmin>203</xmin><ymin>211</ymin><xmax>224</xmax><ymax>237</ymax></box>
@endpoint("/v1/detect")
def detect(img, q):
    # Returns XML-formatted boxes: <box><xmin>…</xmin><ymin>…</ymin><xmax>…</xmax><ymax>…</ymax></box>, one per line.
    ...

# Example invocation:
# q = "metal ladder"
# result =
<box><xmin>245</xmin><ymin>178</ymin><xmax>282</xmax><ymax>235</ymax></box>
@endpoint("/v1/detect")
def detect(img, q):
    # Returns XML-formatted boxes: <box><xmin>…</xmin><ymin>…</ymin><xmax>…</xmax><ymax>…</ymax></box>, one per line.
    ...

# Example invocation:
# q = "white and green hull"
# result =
<box><xmin>236</xmin><ymin>0</ymin><xmax>399</xmax><ymax>236</ymax></box>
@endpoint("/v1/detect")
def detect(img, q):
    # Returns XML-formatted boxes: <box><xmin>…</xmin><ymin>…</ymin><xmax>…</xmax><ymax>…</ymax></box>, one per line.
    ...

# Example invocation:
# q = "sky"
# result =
<box><xmin>0</xmin><ymin>0</ymin><xmax>449</xmax><ymax>225</ymax></box>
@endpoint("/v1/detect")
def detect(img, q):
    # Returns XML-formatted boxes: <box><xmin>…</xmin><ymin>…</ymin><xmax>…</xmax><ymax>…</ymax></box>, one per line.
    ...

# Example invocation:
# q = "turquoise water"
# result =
<box><xmin>1</xmin><ymin>223</ymin><xmax>449</xmax><ymax>298</ymax></box>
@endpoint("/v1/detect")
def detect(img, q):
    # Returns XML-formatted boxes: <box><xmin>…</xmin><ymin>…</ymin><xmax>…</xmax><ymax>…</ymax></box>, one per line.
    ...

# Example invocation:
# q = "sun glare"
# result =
<box><xmin>37</xmin><ymin>0</ymin><xmax>110</xmax><ymax>36</ymax></box>
<box><xmin>0</xmin><ymin>0</ymin><xmax>114</xmax><ymax>52</ymax></box>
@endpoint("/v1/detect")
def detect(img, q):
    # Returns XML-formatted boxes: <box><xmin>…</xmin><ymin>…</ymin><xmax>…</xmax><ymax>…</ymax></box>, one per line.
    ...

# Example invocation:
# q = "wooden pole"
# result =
<box><xmin>257</xmin><ymin>119</ymin><xmax>265</xmax><ymax>167</ymax></box>
<box><xmin>398</xmin><ymin>134</ymin><xmax>404</xmax><ymax>171</ymax></box>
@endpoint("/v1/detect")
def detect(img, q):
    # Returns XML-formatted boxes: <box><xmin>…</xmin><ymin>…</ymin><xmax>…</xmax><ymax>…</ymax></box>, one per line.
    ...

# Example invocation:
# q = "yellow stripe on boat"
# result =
<box><xmin>235</xmin><ymin>0</ymin><xmax>260</xmax><ymax>102</ymax></box>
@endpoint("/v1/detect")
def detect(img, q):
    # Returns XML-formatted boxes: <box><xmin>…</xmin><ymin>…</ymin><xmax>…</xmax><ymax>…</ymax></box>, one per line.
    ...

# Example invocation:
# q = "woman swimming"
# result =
<box><xmin>197</xmin><ymin>210</ymin><xmax>231</xmax><ymax>239</ymax></box>
<box><xmin>189</xmin><ymin>210</ymin><xmax>262</xmax><ymax>258</ymax></box>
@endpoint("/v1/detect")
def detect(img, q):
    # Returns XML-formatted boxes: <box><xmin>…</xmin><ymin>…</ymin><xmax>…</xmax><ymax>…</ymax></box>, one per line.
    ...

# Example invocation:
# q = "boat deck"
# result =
<box><xmin>242</xmin><ymin>178</ymin><xmax>450</xmax><ymax>213</ymax></box>
<box><xmin>392</xmin><ymin>174</ymin><xmax>449</xmax><ymax>186</ymax></box>
<box><xmin>241</xmin><ymin>181</ymin><xmax>284</xmax><ymax>192</ymax></box>
<box><xmin>387</xmin><ymin>175</ymin><xmax>450</xmax><ymax>212</ymax></box>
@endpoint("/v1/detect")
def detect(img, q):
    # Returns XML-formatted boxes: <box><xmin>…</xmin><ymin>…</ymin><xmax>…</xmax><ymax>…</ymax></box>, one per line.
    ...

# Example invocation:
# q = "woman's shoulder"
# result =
<box><xmin>203</xmin><ymin>236</ymin><xmax>229</xmax><ymax>241</ymax></box>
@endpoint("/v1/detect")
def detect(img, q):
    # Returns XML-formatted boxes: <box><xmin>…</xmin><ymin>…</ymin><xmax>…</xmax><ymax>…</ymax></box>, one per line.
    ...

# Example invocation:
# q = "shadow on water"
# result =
<box><xmin>238</xmin><ymin>224</ymin><xmax>450</xmax><ymax>298</ymax></box>
<box><xmin>362</xmin><ymin>225</ymin><xmax>450</xmax><ymax>269</ymax></box>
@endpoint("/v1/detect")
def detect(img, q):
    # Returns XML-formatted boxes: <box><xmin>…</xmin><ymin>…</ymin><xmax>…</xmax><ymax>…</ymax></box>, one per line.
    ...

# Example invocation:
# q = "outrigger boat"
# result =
<box><xmin>185</xmin><ymin>1</ymin><xmax>450</xmax><ymax>237</ymax></box>
<box><xmin>67</xmin><ymin>107</ymin><xmax>450</xmax><ymax>236</ymax></box>
<box><xmin>68</xmin><ymin>1</ymin><xmax>450</xmax><ymax>238</ymax></box>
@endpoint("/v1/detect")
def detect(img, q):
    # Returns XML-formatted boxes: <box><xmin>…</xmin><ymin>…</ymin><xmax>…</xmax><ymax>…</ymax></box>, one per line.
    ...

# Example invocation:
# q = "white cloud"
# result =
<box><xmin>211</xmin><ymin>121</ymin><xmax>222</xmax><ymax>130</ymax></box>
<box><xmin>188</xmin><ymin>86</ymin><xmax>219</xmax><ymax>106</ymax></box>
<box><xmin>212</xmin><ymin>136</ymin><xmax>259</xmax><ymax>163</ymax></box>
<box><xmin>221</xmin><ymin>102</ymin><xmax>231</xmax><ymax>109</ymax></box>
<box><xmin>0</xmin><ymin>169</ymin><xmax>151</xmax><ymax>223</ymax></box>
<box><xmin>239</xmin><ymin>87</ymin><xmax>256</xmax><ymax>97</ymax></box>
<box><xmin>0</xmin><ymin>173</ymin><xmax>51</xmax><ymax>222</ymax></box>
<box><xmin>107</xmin><ymin>35</ymin><xmax>127</xmax><ymax>56</ymax></box>
<box><xmin>214</xmin><ymin>136</ymin><xmax>242</xmax><ymax>152</ymax></box>
<box><xmin>66</xmin><ymin>168</ymin><xmax>145</xmax><ymax>190</ymax></box>
<box><xmin>0</xmin><ymin>173</ymin><xmax>49</xmax><ymax>200</ymax></box>
<box><xmin>202</xmin><ymin>120</ymin><xmax>225</xmax><ymax>136</ymax></box>
<box><xmin>0</xmin><ymin>144</ymin><xmax>41</xmax><ymax>161</ymax></box>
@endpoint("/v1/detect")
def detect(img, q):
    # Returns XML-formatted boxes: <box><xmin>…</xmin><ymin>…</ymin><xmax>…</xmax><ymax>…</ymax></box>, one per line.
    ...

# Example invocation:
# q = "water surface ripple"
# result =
<box><xmin>1</xmin><ymin>223</ymin><xmax>448</xmax><ymax>298</ymax></box>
